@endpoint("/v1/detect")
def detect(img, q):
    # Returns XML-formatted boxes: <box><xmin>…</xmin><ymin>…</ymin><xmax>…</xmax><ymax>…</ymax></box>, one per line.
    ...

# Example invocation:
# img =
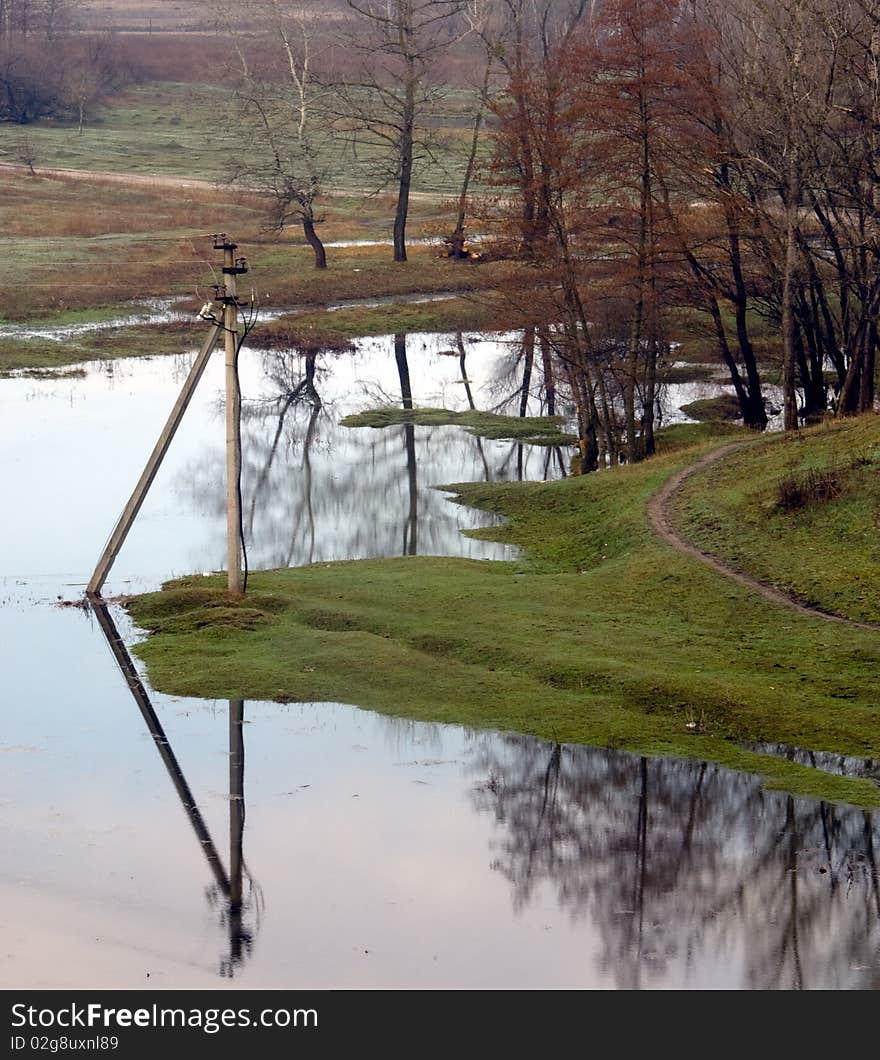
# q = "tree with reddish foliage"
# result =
<box><xmin>482</xmin><ymin>0</ymin><xmax>880</xmax><ymax>450</ymax></box>
<box><xmin>484</xmin><ymin>0</ymin><xmax>705</xmax><ymax>465</ymax></box>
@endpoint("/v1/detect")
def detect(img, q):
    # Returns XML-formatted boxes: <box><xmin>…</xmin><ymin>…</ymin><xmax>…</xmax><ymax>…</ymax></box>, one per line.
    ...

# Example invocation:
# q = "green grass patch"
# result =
<box><xmin>679</xmin><ymin>394</ymin><xmax>743</xmax><ymax>422</ymax></box>
<box><xmin>126</xmin><ymin>421</ymin><xmax>880</xmax><ymax>808</ymax></box>
<box><xmin>0</xmin><ymin>81</ymin><xmax>485</xmax><ymax>193</ymax></box>
<box><xmin>342</xmin><ymin>407</ymin><xmax>577</xmax><ymax>446</ymax></box>
<box><xmin>672</xmin><ymin>414</ymin><xmax>880</xmax><ymax>624</ymax></box>
<box><xmin>248</xmin><ymin>294</ymin><xmax>506</xmax><ymax>350</ymax></box>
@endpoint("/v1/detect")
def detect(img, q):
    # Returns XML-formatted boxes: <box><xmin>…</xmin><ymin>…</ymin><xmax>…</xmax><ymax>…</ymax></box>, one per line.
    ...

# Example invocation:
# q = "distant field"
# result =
<box><xmin>0</xmin><ymin>81</ymin><xmax>485</xmax><ymax>193</ymax></box>
<box><xmin>80</xmin><ymin>1</ymin><xmax>212</xmax><ymax>32</ymax></box>
<box><xmin>78</xmin><ymin>0</ymin><xmax>368</xmax><ymax>33</ymax></box>
<box><xmin>78</xmin><ymin>1</ymin><xmax>350</xmax><ymax>33</ymax></box>
<box><xmin>0</xmin><ymin>84</ymin><xmax>234</xmax><ymax>181</ymax></box>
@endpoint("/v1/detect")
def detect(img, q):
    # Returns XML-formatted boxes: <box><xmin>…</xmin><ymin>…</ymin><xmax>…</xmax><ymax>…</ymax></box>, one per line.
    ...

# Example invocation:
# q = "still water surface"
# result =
<box><xmin>2</xmin><ymin>331</ymin><xmax>878</xmax><ymax>988</ymax></box>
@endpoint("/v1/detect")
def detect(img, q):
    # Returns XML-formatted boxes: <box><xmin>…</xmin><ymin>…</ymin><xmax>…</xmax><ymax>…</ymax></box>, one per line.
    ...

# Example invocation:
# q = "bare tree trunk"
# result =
<box><xmin>519</xmin><ymin>325</ymin><xmax>535</xmax><ymax>417</ymax></box>
<box><xmin>395</xmin><ymin>332</ymin><xmax>413</xmax><ymax>409</ymax></box>
<box><xmin>781</xmin><ymin>164</ymin><xmax>800</xmax><ymax>431</ymax></box>
<box><xmin>455</xmin><ymin>332</ymin><xmax>476</xmax><ymax>409</ymax></box>
<box><xmin>302</xmin><ymin>213</ymin><xmax>326</xmax><ymax>269</ymax></box>
<box><xmin>451</xmin><ymin>54</ymin><xmax>491</xmax><ymax>254</ymax></box>
<box><xmin>860</xmin><ymin>322</ymin><xmax>876</xmax><ymax>412</ymax></box>
<box><xmin>394</xmin><ymin>70</ymin><xmax>415</xmax><ymax>263</ymax></box>
<box><xmin>725</xmin><ymin>203</ymin><xmax>767</xmax><ymax>429</ymax></box>
<box><xmin>395</xmin><ymin>331</ymin><xmax>417</xmax><ymax>554</ymax></box>
<box><xmin>625</xmin><ymin>88</ymin><xmax>650</xmax><ymax>462</ymax></box>
<box><xmin>707</xmin><ymin>293</ymin><xmax>750</xmax><ymax>418</ymax></box>
<box><xmin>539</xmin><ymin>327</ymin><xmax>555</xmax><ymax>415</ymax></box>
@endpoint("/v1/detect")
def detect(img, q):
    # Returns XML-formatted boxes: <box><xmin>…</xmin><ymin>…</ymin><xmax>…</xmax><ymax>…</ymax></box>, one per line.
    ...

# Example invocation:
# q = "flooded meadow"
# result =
<box><xmin>1</xmin><ymin>327</ymin><xmax>876</xmax><ymax>988</ymax></box>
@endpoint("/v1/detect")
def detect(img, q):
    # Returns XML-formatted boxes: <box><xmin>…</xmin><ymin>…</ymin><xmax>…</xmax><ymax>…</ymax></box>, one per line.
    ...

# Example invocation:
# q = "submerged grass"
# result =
<box><xmin>342</xmin><ymin>407</ymin><xmax>578</xmax><ymax>446</ymax></box>
<box><xmin>126</xmin><ymin>420</ymin><xmax>880</xmax><ymax>808</ymax></box>
<box><xmin>0</xmin><ymin>320</ymin><xmax>208</xmax><ymax>375</ymax></box>
<box><xmin>250</xmin><ymin>295</ymin><xmax>508</xmax><ymax>350</ymax></box>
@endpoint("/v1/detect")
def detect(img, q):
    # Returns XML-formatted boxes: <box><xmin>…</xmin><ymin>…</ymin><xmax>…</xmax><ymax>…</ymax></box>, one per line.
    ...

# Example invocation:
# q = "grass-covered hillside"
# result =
<box><xmin>672</xmin><ymin>416</ymin><xmax>880</xmax><ymax>624</ymax></box>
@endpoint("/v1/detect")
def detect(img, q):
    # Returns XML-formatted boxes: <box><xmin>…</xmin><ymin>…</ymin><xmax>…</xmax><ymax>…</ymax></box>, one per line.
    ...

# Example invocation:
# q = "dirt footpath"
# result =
<box><xmin>648</xmin><ymin>442</ymin><xmax>880</xmax><ymax>632</ymax></box>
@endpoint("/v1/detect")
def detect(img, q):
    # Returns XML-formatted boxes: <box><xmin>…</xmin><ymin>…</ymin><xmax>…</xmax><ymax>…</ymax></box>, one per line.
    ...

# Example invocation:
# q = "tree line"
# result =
<box><xmin>481</xmin><ymin>0</ymin><xmax>880</xmax><ymax>463</ymax></box>
<box><xmin>224</xmin><ymin>0</ymin><xmax>879</xmax><ymax>460</ymax></box>
<box><xmin>0</xmin><ymin>1</ymin><xmax>130</xmax><ymax>127</ymax></box>
<box><xmin>7</xmin><ymin>1</ymin><xmax>878</xmax><ymax>457</ymax></box>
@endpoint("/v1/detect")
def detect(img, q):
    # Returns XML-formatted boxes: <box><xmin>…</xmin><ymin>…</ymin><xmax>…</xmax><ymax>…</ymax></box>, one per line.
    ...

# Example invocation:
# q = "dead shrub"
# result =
<box><xmin>777</xmin><ymin>467</ymin><xmax>843</xmax><ymax>511</ymax></box>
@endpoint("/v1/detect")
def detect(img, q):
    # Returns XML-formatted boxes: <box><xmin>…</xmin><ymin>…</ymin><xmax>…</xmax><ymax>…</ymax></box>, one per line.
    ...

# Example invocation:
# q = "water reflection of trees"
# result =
<box><xmin>458</xmin><ymin>328</ymin><xmax>569</xmax><ymax>482</ymax></box>
<box><xmin>469</xmin><ymin>735</ymin><xmax>880</xmax><ymax>989</ymax></box>
<box><xmin>178</xmin><ymin>336</ymin><xmax>576</xmax><ymax>568</ymax></box>
<box><xmin>242</xmin><ymin>349</ymin><xmax>326</xmax><ymax>566</ymax></box>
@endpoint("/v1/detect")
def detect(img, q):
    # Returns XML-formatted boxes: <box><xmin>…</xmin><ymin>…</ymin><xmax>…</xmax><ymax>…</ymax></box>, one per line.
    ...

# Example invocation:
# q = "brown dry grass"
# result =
<box><xmin>0</xmin><ymin>170</ymin><xmax>512</xmax><ymax>323</ymax></box>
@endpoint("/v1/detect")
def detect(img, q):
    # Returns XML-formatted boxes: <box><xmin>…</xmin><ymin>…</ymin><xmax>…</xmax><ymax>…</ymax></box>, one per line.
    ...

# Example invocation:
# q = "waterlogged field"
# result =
<box><xmin>3</xmin><ymin>54</ymin><xmax>880</xmax><ymax>989</ymax></box>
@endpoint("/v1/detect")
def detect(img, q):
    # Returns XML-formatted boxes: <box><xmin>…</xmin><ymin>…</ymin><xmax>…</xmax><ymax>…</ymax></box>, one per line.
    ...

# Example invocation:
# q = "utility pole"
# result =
<box><xmin>214</xmin><ymin>234</ymin><xmax>248</xmax><ymax>595</ymax></box>
<box><xmin>88</xmin><ymin>236</ymin><xmax>251</xmax><ymax>599</ymax></box>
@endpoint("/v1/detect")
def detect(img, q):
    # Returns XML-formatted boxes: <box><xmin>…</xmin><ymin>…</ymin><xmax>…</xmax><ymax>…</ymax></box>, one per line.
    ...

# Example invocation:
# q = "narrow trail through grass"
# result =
<box><xmin>649</xmin><ymin>440</ymin><xmax>880</xmax><ymax>633</ymax></box>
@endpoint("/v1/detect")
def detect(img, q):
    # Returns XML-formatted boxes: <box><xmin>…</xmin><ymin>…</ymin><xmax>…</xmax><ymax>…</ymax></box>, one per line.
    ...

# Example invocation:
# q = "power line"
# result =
<box><xmin>0</xmin><ymin>236</ymin><xmax>240</xmax><ymax>245</ymax></box>
<box><xmin>15</xmin><ymin>261</ymin><xmax>216</xmax><ymax>267</ymax></box>
<box><xmin>1</xmin><ymin>282</ymin><xmax>213</xmax><ymax>289</ymax></box>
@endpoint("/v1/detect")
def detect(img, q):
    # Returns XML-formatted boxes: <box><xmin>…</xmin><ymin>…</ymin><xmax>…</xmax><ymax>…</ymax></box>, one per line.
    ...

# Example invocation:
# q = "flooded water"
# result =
<box><xmin>2</xmin><ymin>329</ymin><xmax>878</xmax><ymax>989</ymax></box>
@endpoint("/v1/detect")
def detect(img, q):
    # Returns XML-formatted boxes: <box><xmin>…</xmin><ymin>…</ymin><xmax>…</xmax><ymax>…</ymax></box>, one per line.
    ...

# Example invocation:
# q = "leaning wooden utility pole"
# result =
<box><xmin>87</xmin><ymin>319</ymin><xmax>224</xmax><ymax>597</ymax></box>
<box><xmin>215</xmin><ymin>234</ymin><xmax>248</xmax><ymax>596</ymax></box>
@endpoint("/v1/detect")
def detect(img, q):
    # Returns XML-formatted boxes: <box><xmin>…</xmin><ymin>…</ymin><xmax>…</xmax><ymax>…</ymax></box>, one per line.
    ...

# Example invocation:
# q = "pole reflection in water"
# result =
<box><xmin>395</xmin><ymin>334</ymin><xmax>418</xmax><ymax>555</ymax></box>
<box><xmin>90</xmin><ymin>601</ymin><xmax>260</xmax><ymax>979</ymax></box>
<box><xmin>219</xmin><ymin>698</ymin><xmax>261</xmax><ymax>979</ymax></box>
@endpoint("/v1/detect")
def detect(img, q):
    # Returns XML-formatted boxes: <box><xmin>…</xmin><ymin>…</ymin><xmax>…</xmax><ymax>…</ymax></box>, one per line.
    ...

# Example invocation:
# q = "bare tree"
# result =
<box><xmin>447</xmin><ymin>48</ymin><xmax>492</xmax><ymax>257</ymax></box>
<box><xmin>65</xmin><ymin>33</ymin><xmax>127</xmax><ymax>133</ymax></box>
<box><xmin>338</xmin><ymin>0</ymin><xmax>466</xmax><ymax>262</ymax></box>
<box><xmin>225</xmin><ymin>1</ymin><xmax>331</xmax><ymax>268</ymax></box>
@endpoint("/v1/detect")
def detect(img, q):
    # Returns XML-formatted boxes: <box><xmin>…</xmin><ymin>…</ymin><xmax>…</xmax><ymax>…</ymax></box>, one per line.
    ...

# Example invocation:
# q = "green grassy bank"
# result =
<box><xmin>125</xmin><ymin>418</ymin><xmax>880</xmax><ymax>807</ymax></box>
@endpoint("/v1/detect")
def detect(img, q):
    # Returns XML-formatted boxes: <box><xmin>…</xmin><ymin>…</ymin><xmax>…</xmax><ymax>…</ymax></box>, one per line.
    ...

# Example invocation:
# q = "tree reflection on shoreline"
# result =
<box><xmin>176</xmin><ymin>336</ymin><xmax>570</xmax><ymax>570</ymax></box>
<box><xmin>469</xmin><ymin>735</ymin><xmax>880</xmax><ymax>989</ymax></box>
